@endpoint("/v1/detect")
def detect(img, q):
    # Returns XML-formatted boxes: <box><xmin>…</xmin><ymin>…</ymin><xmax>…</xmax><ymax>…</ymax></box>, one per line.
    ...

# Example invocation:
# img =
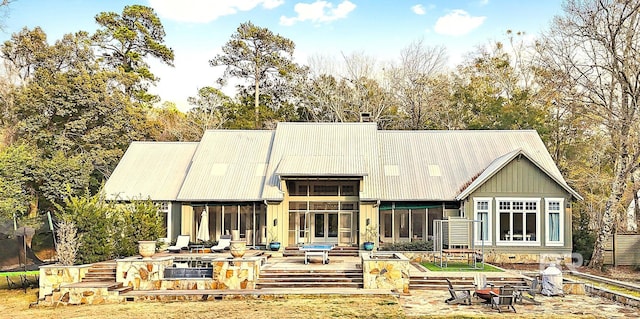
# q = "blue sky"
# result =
<box><xmin>1</xmin><ymin>0</ymin><xmax>563</xmax><ymax>111</ymax></box>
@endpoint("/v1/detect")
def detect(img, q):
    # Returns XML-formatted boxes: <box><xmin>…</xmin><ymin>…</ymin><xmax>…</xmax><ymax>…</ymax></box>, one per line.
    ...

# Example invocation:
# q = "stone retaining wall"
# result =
<box><xmin>117</xmin><ymin>256</ymin><xmax>174</xmax><ymax>290</ymax></box>
<box><xmin>362</xmin><ymin>252</ymin><xmax>410</xmax><ymax>293</ymax></box>
<box><xmin>389</xmin><ymin>251</ymin><xmax>572</xmax><ymax>265</ymax></box>
<box><xmin>116</xmin><ymin>256</ymin><xmax>261</xmax><ymax>291</ymax></box>
<box><xmin>39</xmin><ymin>264</ymin><xmax>92</xmax><ymax>299</ymax></box>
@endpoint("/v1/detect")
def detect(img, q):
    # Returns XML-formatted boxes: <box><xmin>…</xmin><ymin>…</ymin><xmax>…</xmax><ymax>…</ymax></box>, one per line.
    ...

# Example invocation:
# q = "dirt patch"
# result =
<box><xmin>1</xmin><ymin>289</ymin><xmax>405</xmax><ymax>319</ymax></box>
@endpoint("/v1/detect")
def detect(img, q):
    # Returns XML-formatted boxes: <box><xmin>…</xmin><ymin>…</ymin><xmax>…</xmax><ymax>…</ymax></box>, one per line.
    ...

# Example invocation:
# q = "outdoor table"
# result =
<box><xmin>475</xmin><ymin>287</ymin><xmax>500</xmax><ymax>302</ymax></box>
<box><xmin>299</xmin><ymin>244</ymin><xmax>333</xmax><ymax>264</ymax></box>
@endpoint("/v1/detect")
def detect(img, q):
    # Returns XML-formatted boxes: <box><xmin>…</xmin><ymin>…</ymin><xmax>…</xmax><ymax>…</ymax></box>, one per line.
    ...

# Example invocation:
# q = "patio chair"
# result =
<box><xmin>445</xmin><ymin>278</ymin><xmax>472</xmax><ymax>305</ymax></box>
<box><xmin>490</xmin><ymin>285</ymin><xmax>517</xmax><ymax>313</ymax></box>
<box><xmin>515</xmin><ymin>278</ymin><xmax>541</xmax><ymax>305</ymax></box>
<box><xmin>210</xmin><ymin>235</ymin><xmax>231</xmax><ymax>252</ymax></box>
<box><xmin>167</xmin><ymin>235</ymin><xmax>190</xmax><ymax>253</ymax></box>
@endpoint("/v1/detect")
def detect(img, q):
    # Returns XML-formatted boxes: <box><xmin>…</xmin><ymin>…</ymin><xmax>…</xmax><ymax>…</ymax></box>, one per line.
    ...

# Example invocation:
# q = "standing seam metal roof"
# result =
<box><xmin>103</xmin><ymin>142</ymin><xmax>198</xmax><ymax>201</ymax></box>
<box><xmin>105</xmin><ymin>124</ymin><xmax>579</xmax><ymax>202</ymax></box>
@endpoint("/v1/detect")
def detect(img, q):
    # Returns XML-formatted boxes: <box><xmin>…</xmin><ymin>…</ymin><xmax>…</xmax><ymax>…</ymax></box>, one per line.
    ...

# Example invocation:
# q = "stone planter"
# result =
<box><xmin>269</xmin><ymin>241</ymin><xmax>281</xmax><ymax>251</ymax></box>
<box><xmin>138</xmin><ymin>240</ymin><xmax>156</xmax><ymax>260</ymax></box>
<box><xmin>229</xmin><ymin>240</ymin><xmax>246</xmax><ymax>258</ymax></box>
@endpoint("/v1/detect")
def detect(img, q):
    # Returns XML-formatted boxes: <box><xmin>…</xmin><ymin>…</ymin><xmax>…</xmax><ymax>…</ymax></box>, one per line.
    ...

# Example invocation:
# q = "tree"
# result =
<box><xmin>3</xmin><ymin>29</ymin><xmax>151</xmax><ymax>208</ymax></box>
<box><xmin>537</xmin><ymin>0</ymin><xmax>640</xmax><ymax>269</ymax></box>
<box><xmin>210</xmin><ymin>21</ymin><xmax>296</xmax><ymax>128</ymax></box>
<box><xmin>186</xmin><ymin>86</ymin><xmax>232</xmax><ymax>133</ymax></box>
<box><xmin>385</xmin><ymin>40</ymin><xmax>448</xmax><ymax>129</ymax></box>
<box><xmin>451</xmin><ymin>36</ymin><xmax>549</xmax><ymax>134</ymax></box>
<box><xmin>0</xmin><ymin>143</ymin><xmax>36</xmax><ymax>221</ymax></box>
<box><xmin>93</xmin><ymin>5</ymin><xmax>174</xmax><ymax>104</ymax></box>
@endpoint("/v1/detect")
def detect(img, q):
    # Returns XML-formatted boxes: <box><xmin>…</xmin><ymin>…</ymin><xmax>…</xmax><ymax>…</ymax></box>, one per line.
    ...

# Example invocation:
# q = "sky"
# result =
<box><xmin>0</xmin><ymin>0</ymin><xmax>564</xmax><ymax>111</ymax></box>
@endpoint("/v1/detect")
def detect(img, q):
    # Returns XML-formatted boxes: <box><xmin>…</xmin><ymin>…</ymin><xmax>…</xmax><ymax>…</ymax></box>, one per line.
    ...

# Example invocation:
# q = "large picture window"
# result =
<box><xmin>473</xmin><ymin>198</ymin><xmax>492</xmax><ymax>245</ymax></box>
<box><xmin>545</xmin><ymin>198</ymin><xmax>565</xmax><ymax>246</ymax></box>
<box><xmin>496</xmin><ymin>198</ymin><xmax>540</xmax><ymax>246</ymax></box>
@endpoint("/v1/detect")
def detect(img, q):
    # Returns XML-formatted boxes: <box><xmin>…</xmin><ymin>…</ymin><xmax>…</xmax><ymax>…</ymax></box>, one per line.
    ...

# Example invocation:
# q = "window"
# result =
<box><xmin>156</xmin><ymin>202</ymin><xmax>169</xmax><ymax>239</ymax></box>
<box><xmin>545</xmin><ymin>198</ymin><xmax>565</xmax><ymax>246</ymax></box>
<box><xmin>496</xmin><ymin>198</ymin><xmax>540</xmax><ymax>246</ymax></box>
<box><xmin>473</xmin><ymin>198</ymin><xmax>492</xmax><ymax>245</ymax></box>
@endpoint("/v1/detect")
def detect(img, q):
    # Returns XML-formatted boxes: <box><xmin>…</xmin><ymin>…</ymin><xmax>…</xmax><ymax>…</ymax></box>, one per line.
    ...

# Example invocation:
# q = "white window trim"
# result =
<box><xmin>545</xmin><ymin>198</ymin><xmax>565</xmax><ymax>247</ymax></box>
<box><xmin>473</xmin><ymin>197</ymin><xmax>492</xmax><ymax>246</ymax></box>
<box><xmin>157</xmin><ymin>201</ymin><xmax>171</xmax><ymax>242</ymax></box>
<box><xmin>495</xmin><ymin>197</ymin><xmax>541</xmax><ymax>247</ymax></box>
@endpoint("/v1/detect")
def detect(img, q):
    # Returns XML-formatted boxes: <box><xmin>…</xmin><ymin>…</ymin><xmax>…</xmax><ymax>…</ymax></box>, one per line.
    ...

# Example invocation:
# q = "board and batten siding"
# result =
<box><xmin>359</xmin><ymin>202</ymin><xmax>378</xmax><ymax>247</ymax></box>
<box><xmin>464</xmin><ymin>157</ymin><xmax>573</xmax><ymax>254</ymax></box>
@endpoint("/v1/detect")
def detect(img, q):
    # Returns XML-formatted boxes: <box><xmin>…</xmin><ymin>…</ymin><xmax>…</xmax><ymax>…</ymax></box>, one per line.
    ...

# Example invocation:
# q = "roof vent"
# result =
<box><xmin>360</xmin><ymin>112</ymin><xmax>371</xmax><ymax>122</ymax></box>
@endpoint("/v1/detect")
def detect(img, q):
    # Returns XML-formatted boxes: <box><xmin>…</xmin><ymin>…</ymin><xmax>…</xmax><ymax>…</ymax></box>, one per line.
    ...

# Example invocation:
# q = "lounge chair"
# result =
<box><xmin>445</xmin><ymin>278</ymin><xmax>472</xmax><ymax>305</ymax></box>
<box><xmin>210</xmin><ymin>235</ymin><xmax>231</xmax><ymax>252</ymax></box>
<box><xmin>167</xmin><ymin>235</ymin><xmax>190</xmax><ymax>253</ymax></box>
<box><xmin>490</xmin><ymin>285</ymin><xmax>517</xmax><ymax>313</ymax></box>
<box><xmin>515</xmin><ymin>278</ymin><xmax>541</xmax><ymax>305</ymax></box>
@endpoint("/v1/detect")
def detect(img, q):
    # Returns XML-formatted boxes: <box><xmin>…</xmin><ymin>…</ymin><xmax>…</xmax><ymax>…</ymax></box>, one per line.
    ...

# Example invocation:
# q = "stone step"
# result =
<box><xmin>283</xmin><ymin>252</ymin><xmax>360</xmax><ymax>257</ymax></box>
<box><xmin>87</xmin><ymin>268</ymin><xmax>116</xmax><ymax>274</ymax></box>
<box><xmin>110</xmin><ymin>285</ymin><xmax>133</xmax><ymax>294</ymax></box>
<box><xmin>83</xmin><ymin>271</ymin><xmax>116</xmax><ymax>276</ymax></box>
<box><xmin>256</xmin><ymin>282</ymin><xmax>362</xmax><ymax>289</ymax></box>
<box><xmin>259</xmin><ymin>277</ymin><xmax>363</xmax><ymax>283</ymax></box>
<box><xmin>259</xmin><ymin>274</ymin><xmax>362</xmax><ymax>280</ymax></box>
<box><xmin>260</xmin><ymin>269</ymin><xmax>362</xmax><ymax>274</ymax></box>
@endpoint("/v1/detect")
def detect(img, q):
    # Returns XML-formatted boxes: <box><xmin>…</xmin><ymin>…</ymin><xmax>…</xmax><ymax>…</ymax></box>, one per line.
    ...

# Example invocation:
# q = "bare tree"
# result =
<box><xmin>385</xmin><ymin>39</ymin><xmax>448</xmax><ymax>129</ymax></box>
<box><xmin>537</xmin><ymin>0</ymin><xmax>640</xmax><ymax>269</ymax></box>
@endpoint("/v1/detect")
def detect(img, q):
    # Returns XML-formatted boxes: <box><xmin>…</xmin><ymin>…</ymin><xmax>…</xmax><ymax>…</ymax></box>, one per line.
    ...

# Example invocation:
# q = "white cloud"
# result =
<box><xmin>280</xmin><ymin>0</ymin><xmax>356</xmax><ymax>26</ymax></box>
<box><xmin>411</xmin><ymin>4</ymin><xmax>426</xmax><ymax>15</ymax></box>
<box><xmin>433</xmin><ymin>10</ymin><xmax>485</xmax><ymax>36</ymax></box>
<box><xmin>148</xmin><ymin>0</ymin><xmax>285</xmax><ymax>23</ymax></box>
<box><xmin>479</xmin><ymin>0</ymin><xmax>489</xmax><ymax>6</ymax></box>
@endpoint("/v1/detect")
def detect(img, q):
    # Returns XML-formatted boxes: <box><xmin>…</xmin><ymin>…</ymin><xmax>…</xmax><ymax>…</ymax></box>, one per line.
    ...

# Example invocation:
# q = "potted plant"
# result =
<box><xmin>362</xmin><ymin>224</ymin><xmax>377</xmax><ymax>251</ymax></box>
<box><xmin>268</xmin><ymin>226</ymin><xmax>280</xmax><ymax>251</ymax></box>
<box><xmin>130</xmin><ymin>199</ymin><xmax>165</xmax><ymax>259</ymax></box>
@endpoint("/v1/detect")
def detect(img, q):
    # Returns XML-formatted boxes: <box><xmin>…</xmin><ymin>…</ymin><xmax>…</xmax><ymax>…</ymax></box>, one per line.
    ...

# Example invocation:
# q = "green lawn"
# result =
<box><xmin>0</xmin><ymin>271</ymin><xmax>40</xmax><ymax>290</ymax></box>
<box><xmin>422</xmin><ymin>262</ymin><xmax>503</xmax><ymax>272</ymax></box>
<box><xmin>0</xmin><ymin>271</ymin><xmax>40</xmax><ymax>277</ymax></box>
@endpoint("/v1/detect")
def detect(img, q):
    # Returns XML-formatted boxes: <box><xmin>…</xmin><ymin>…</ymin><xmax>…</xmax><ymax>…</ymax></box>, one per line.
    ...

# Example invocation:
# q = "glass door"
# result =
<box><xmin>312</xmin><ymin>212</ymin><xmax>339</xmax><ymax>244</ymax></box>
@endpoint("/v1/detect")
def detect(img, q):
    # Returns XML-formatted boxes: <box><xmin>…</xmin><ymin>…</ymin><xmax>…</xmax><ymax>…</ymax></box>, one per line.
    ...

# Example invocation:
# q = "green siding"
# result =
<box><xmin>475</xmin><ymin>157</ymin><xmax>567</xmax><ymax>195</ymax></box>
<box><xmin>465</xmin><ymin>157</ymin><xmax>573</xmax><ymax>254</ymax></box>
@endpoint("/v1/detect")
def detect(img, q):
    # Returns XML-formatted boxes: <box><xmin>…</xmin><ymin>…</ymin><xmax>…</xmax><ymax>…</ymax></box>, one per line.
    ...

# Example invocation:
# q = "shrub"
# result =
<box><xmin>56</xmin><ymin>189</ymin><xmax>165</xmax><ymax>264</ymax></box>
<box><xmin>115</xmin><ymin>199</ymin><xmax>165</xmax><ymax>257</ymax></box>
<box><xmin>56</xmin><ymin>189</ymin><xmax>116</xmax><ymax>264</ymax></box>
<box><xmin>572</xmin><ymin>209</ymin><xmax>595</xmax><ymax>265</ymax></box>
<box><xmin>379</xmin><ymin>240</ymin><xmax>433</xmax><ymax>251</ymax></box>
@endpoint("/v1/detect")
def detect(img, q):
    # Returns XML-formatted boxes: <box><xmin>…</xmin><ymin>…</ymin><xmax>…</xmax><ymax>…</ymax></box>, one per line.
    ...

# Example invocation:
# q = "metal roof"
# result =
<box><xmin>262</xmin><ymin>122</ymin><xmax>382</xmax><ymax>200</ymax></box>
<box><xmin>105</xmin><ymin>124</ymin><xmax>579</xmax><ymax>203</ymax></box>
<box><xmin>376</xmin><ymin>130</ymin><xmax>578</xmax><ymax>201</ymax></box>
<box><xmin>176</xmin><ymin>130</ymin><xmax>274</xmax><ymax>201</ymax></box>
<box><xmin>103</xmin><ymin>142</ymin><xmax>198</xmax><ymax>201</ymax></box>
<box><xmin>275</xmin><ymin>155</ymin><xmax>368</xmax><ymax>177</ymax></box>
<box><xmin>455</xmin><ymin>149</ymin><xmax>582</xmax><ymax>201</ymax></box>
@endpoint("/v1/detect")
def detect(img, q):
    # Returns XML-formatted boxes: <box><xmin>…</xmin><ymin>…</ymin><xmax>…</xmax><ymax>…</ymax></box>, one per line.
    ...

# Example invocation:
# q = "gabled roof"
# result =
<box><xmin>376</xmin><ymin>129</ymin><xmax>579</xmax><ymax>201</ymax></box>
<box><xmin>261</xmin><ymin>122</ymin><xmax>382</xmax><ymax>200</ymax></box>
<box><xmin>105</xmin><ymin>124</ymin><xmax>580</xmax><ymax>202</ymax></box>
<box><xmin>176</xmin><ymin>130</ymin><xmax>273</xmax><ymax>201</ymax></box>
<box><xmin>103</xmin><ymin>142</ymin><xmax>198</xmax><ymax>201</ymax></box>
<box><xmin>455</xmin><ymin>149</ymin><xmax>582</xmax><ymax>201</ymax></box>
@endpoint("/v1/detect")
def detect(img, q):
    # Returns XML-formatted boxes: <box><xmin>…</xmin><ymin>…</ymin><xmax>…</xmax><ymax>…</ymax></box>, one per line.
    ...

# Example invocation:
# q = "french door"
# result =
<box><xmin>312</xmin><ymin>212</ymin><xmax>338</xmax><ymax>244</ymax></box>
